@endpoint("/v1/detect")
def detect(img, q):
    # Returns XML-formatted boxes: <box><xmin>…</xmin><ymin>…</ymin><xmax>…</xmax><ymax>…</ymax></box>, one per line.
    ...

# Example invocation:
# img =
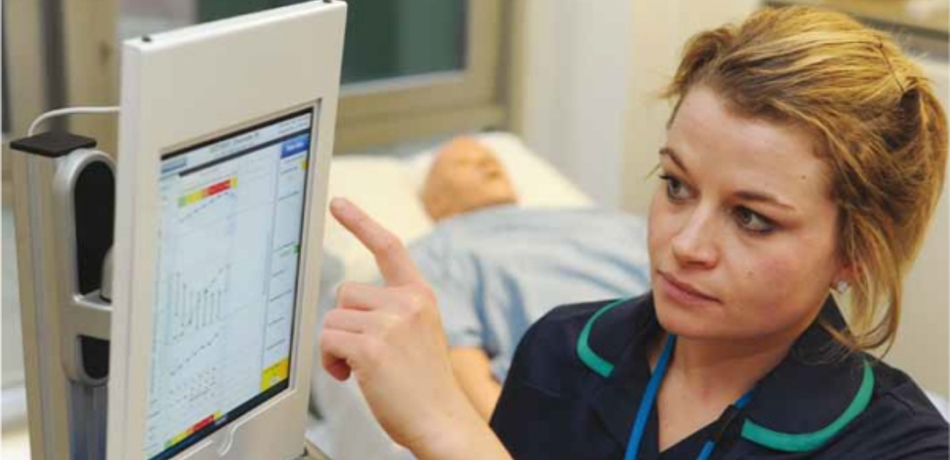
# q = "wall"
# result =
<box><xmin>623</xmin><ymin>0</ymin><xmax>761</xmax><ymax>213</ymax></box>
<box><xmin>884</xmin><ymin>56</ymin><xmax>949</xmax><ymax>397</ymax></box>
<box><xmin>511</xmin><ymin>0</ymin><xmax>758</xmax><ymax>209</ymax></box>
<box><xmin>512</xmin><ymin>0</ymin><xmax>635</xmax><ymax>209</ymax></box>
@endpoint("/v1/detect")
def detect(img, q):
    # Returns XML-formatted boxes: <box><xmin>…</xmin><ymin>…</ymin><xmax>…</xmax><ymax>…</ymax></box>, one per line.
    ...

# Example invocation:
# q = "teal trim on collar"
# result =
<box><xmin>576</xmin><ymin>298</ymin><xmax>629</xmax><ymax>378</ymax></box>
<box><xmin>741</xmin><ymin>359</ymin><xmax>875</xmax><ymax>452</ymax></box>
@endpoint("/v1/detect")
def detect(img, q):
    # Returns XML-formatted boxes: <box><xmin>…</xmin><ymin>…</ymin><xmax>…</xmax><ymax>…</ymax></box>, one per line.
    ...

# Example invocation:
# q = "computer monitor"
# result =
<box><xmin>108</xmin><ymin>3</ymin><xmax>345</xmax><ymax>460</ymax></box>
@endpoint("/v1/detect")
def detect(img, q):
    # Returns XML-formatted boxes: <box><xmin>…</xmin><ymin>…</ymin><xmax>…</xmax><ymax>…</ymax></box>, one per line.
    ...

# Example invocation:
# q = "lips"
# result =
<box><xmin>657</xmin><ymin>271</ymin><xmax>720</xmax><ymax>304</ymax></box>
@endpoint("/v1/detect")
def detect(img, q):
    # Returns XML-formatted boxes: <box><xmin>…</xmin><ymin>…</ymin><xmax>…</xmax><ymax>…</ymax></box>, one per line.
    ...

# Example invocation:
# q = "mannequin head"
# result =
<box><xmin>421</xmin><ymin>137</ymin><xmax>518</xmax><ymax>221</ymax></box>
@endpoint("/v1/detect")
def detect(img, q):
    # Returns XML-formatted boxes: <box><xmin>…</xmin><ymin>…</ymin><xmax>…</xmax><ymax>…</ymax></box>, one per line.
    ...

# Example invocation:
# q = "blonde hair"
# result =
<box><xmin>663</xmin><ymin>6</ymin><xmax>947</xmax><ymax>353</ymax></box>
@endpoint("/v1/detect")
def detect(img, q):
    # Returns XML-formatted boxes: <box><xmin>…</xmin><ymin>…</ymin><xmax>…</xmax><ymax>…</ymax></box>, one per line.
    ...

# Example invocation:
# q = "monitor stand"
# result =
<box><xmin>303</xmin><ymin>438</ymin><xmax>332</xmax><ymax>460</ymax></box>
<box><xmin>9</xmin><ymin>131</ymin><xmax>333</xmax><ymax>460</ymax></box>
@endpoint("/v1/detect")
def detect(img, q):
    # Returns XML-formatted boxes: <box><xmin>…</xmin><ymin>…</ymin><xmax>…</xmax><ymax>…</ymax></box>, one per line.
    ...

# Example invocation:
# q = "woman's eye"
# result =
<box><xmin>659</xmin><ymin>174</ymin><xmax>692</xmax><ymax>201</ymax></box>
<box><xmin>735</xmin><ymin>207</ymin><xmax>776</xmax><ymax>234</ymax></box>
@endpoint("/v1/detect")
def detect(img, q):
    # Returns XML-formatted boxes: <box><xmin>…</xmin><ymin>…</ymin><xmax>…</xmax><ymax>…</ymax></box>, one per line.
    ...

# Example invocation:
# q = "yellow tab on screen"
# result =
<box><xmin>167</xmin><ymin>429</ymin><xmax>191</xmax><ymax>448</ymax></box>
<box><xmin>260</xmin><ymin>358</ymin><xmax>290</xmax><ymax>390</ymax></box>
<box><xmin>179</xmin><ymin>190</ymin><xmax>203</xmax><ymax>207</ymax></box>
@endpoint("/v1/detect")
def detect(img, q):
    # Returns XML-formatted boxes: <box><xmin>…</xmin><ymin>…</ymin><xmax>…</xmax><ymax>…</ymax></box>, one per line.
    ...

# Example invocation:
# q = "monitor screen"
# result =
<box><xmin>145</xmin><ymin>109</ymin><xmax>314</xmax><ymax>460</ymax></box>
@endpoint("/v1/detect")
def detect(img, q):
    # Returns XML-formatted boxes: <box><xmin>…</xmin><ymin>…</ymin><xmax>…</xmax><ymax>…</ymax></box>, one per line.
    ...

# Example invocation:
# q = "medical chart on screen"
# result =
<box><xmin>143</xmin><ymin>111</ymin><xmax>312</xmax><ymax>459</ymax></box>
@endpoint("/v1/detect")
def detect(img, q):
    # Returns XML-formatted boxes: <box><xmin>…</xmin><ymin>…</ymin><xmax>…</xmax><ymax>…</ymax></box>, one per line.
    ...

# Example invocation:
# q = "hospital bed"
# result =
<box><xmin>306</xmin><ymin>132</ymin><xmax>594</xmax><ymax>460</ymax></box>
<box><xmin>303</xmin><ymin>132</ymin><xmax>950</xmax><ymax>460</ymax></box>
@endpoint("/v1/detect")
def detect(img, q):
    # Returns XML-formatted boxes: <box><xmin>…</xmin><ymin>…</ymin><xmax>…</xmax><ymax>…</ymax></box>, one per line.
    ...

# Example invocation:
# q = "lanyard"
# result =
<box><xmin>623</xmin><ymin>335</ymin><xmax>753</xmax><ymax>460</ymax></box>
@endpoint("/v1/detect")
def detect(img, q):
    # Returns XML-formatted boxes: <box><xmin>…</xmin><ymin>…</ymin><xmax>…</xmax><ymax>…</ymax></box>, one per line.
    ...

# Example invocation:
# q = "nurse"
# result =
<box><xmin>319</xmin><ymin>6</ymin><xmax>949</xmax><ymax>459</ymax></box>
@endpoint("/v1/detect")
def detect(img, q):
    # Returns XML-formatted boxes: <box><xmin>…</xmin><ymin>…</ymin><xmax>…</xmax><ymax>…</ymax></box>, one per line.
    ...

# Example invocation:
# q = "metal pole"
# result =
<box><xmin>10</xmin><ymin>131</ymin><xmax>114</xmax><ymax>460</ymax></box>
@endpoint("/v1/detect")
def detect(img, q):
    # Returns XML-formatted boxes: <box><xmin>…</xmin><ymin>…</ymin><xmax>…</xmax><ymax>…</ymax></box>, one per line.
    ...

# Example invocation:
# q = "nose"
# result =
<box><xmin>670</xmin><ymin>206</ymin><xmax>719</xmax><ymax>269</ymax></box>
<box><xmin>478</xmin><ymin>156</ymin><xmax>501</xmax><ymax>174</ymax></box>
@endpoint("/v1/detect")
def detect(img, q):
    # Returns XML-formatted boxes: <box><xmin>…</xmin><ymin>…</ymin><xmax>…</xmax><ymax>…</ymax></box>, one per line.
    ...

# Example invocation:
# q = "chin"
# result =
<box><xmin>653</xmin><ymin>293</ymin><xmax>726</xmax><ymax>340</ymax></box>
<box><xmin>481</xmin><ymin>192</ymin><xmax>517</xmax><ymax>208</ymax></box>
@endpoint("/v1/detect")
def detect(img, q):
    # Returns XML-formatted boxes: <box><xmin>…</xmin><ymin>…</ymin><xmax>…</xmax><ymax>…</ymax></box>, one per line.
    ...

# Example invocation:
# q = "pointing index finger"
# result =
<box><xmin>329</xmin><ymin>197</ymin><xmax>424</xmax><ymax>287</ymax></box>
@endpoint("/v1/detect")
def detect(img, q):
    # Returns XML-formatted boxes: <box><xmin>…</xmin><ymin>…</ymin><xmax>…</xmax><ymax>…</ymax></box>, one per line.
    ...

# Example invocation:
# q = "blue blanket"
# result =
<box><xmin>408</xmin><ymin>205</ymin><xmax>651</xmax><ymax>380</ymax></box>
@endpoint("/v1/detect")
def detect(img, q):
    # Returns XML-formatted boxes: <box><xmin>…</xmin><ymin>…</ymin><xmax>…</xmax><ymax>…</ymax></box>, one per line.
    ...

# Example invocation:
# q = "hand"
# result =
<box><xmin>320</xmin><ymin>198</ymin><xmax>505</xmax><ymax>458</ymax></box>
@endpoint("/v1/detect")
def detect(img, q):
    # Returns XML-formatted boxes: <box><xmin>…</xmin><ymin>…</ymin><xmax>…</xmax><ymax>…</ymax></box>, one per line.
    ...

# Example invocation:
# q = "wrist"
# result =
<box><xmin>411</xmin><ymin>393</ymin><xmax>508</xmax><ymax>460</ymax></box>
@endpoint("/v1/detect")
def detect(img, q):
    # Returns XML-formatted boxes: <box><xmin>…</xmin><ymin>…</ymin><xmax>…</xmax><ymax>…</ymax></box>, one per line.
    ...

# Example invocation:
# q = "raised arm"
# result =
<box><xmin>319</xmin><ymin>197</ymin><xmax>512</xmax><ymax>460</ymax></box>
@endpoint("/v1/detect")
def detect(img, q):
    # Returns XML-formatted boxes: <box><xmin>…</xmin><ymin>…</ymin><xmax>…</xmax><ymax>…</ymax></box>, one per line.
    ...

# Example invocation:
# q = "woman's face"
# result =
<box><xmin>648</xmin><ymin>85</ymin><xmax>847</xmax><ymax>344</ymax></box>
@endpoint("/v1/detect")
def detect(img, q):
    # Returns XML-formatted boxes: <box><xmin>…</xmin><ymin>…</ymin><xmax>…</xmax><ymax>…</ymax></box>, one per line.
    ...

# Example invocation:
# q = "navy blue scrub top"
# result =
<box><xmin>489</xmin><ymin>294</ymin><xmax>949</xmax><ymax>459</ymax></box>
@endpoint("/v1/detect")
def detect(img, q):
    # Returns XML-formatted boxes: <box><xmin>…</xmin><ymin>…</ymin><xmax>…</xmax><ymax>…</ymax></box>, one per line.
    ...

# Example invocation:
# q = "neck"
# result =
<box><xmin>653</xmin><ymin>308</ymin><xmax>821</xmax><ymax>405</ymax></box>
<box><xmin>651</xmin><ymin>330</ymin><xmax>804</xmax><ymax>453</ymax></box>
<box><xmin>667</xmin><ymin>332</ymin><xmax>794</xmax><ymax>404</ymax></box>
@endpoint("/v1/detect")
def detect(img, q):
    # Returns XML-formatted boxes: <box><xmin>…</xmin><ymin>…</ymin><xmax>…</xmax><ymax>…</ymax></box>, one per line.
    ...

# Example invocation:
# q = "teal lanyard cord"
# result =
<box><xmin>622</xmin><ymin>335</ymin><xmax>753</xmax><ymax>460</ymax></box>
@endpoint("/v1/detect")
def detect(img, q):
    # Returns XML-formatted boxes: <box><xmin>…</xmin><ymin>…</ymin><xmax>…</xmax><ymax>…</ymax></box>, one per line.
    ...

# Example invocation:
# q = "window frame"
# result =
<box><xmin>335</xmin><ymin>0</ymin><xmax>506</xmax><ymax>151</ymax></box>
<box><xmin>3</xmin><ymin>0</ymin><xmax>52</xmax><ymax>199</ymax></box>
<box><xmin>13</xmin><ymin>0</ymin><xmax>506</xmax><ymax>158</ymax></box>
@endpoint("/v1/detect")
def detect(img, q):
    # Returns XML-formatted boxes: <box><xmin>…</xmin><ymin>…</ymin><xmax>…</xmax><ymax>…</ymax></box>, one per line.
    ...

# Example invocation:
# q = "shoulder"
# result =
<box><xmin>867</xmin><ymin>360</ymin><xmax>948</xmax><ymax>456</ymax></box>
<box><xmin>490</xmin><ymin>294</ymin><xmax>655</xmax><ymax>458</ymax></box>
<box><xmin>871</xmin><ymin>360</ymin><xmax>947</xmax><ymax>419</ymax></box>
<box><xmin>824</xmin><ymin>359</ymin><xmax>949</xmax><ymax>459</ymax></box>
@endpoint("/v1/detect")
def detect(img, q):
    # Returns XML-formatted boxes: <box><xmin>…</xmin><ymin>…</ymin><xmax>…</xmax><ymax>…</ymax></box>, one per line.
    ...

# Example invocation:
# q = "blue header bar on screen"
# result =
<box><xmin>281</xmin><ymin>134</ymin><xmax>310</xmax><ymax>158</ymax></box>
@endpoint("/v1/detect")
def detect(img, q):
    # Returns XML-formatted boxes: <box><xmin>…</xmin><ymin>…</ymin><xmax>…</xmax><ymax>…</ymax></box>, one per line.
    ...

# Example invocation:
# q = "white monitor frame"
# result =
<box><xmin>107</xmin><ymin>2</ymin><xmax>346</xmax><ymax>459</ymax></box>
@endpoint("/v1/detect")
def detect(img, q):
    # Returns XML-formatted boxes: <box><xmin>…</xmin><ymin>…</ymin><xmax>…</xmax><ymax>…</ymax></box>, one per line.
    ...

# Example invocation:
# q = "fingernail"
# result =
<box><xmin>330</xmin><ymin>197</ymin><xmax>346</xmax><ymax>215</ymax></box>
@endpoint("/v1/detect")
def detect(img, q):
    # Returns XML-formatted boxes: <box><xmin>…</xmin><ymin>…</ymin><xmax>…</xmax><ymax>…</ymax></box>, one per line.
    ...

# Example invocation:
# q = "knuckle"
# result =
<box><xmin>405</xmin><ymin>303</ymin><xmax>428</xmax><ymax>325</ymax></box>
<box><xmin>323</xmin><ymin>309</ymin><xmax>343</xmax><ymax>326</ymax></box>
<box><xmin>376</xmin><ymin>314</ymin><xmax>397</xmax><ymax>339</ymax></box>
<box><xmin>377</xmin><ymin>232</ymin><xmax>403</xmax><ymax>257</ymax></box>
<box><xmin>359</xmin><ymin>338</ymin><xmax>384</xmax><ymax>363</ymax></box>
<box><xmin>403</xmin><ymin>286</ymin><xmax>435</xmax><ymax>315</ymax></box>
<box><xmin>335</xmin><ymin>282</ymin><xmax>351</xmax><ymax>304</ymax></box>
<box><xmin>405</xmin><ymin>296</ymin><xmax>425</xmax><ymax>317</ymax></box>
<box><xmin>318</xmin><ymin>330</ymin><xmax>335</xmax><ymax>350</ymax></box>
<box><xmin>395</xmin><ymin>288</ymin><xmax>422</xmax><ymax>314</ymax></box>
<box><xmin>322</xmin><ymin>310</ymin><xmax>336</xmax><ymax>326</ymax></box>
<box><xmin>417</xmin><ymin>285</ymin><xmax>437</xmax><ymax>305</ymax></box>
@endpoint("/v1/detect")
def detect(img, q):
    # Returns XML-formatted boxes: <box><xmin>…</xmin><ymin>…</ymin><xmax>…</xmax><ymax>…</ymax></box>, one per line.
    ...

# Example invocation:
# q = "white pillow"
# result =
<box><xmin>323</xmin><ymin>132</ymin><xmax>592</xmax><ymax>283</ymax></box>
<box><xmin>405</xmin><ymin>132</ymin><xmax>593</xmax><ymax>208</ymax></box>
<box><xmin>322</xmin><ymin>156</ymin><xmax>434</xmax><ymax>283</ymax></box>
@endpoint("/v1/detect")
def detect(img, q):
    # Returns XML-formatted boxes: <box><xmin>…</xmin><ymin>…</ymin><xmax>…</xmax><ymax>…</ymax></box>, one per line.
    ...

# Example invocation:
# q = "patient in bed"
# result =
<box><xmin>411</xmin><ymin>136</ymin><xmax>651</xmax><ymax>419</ymax></box>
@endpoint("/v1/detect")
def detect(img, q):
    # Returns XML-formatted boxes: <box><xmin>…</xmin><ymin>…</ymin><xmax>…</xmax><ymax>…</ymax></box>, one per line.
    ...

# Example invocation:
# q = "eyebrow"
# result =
<box><xmin>734</xmin><ymin>190</ymin><xmax>796</xmax><ymax>211</ymax></box>
<box><xmin>659</xmin><ymin>147</ymin><xmax>689</xmax><ymax>175</ymax></box>
<box><xmin>659</xmin><ymin>146</ymin><xmax>797</xmax><ymax>212</ymax></box>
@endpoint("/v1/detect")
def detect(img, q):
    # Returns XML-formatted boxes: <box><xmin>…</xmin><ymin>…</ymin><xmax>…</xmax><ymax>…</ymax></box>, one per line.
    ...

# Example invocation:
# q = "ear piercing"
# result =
<box><xmin>835</xmin><ymin>280</ymin><xmax>850</xmax><ymax>294</ymax></box>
